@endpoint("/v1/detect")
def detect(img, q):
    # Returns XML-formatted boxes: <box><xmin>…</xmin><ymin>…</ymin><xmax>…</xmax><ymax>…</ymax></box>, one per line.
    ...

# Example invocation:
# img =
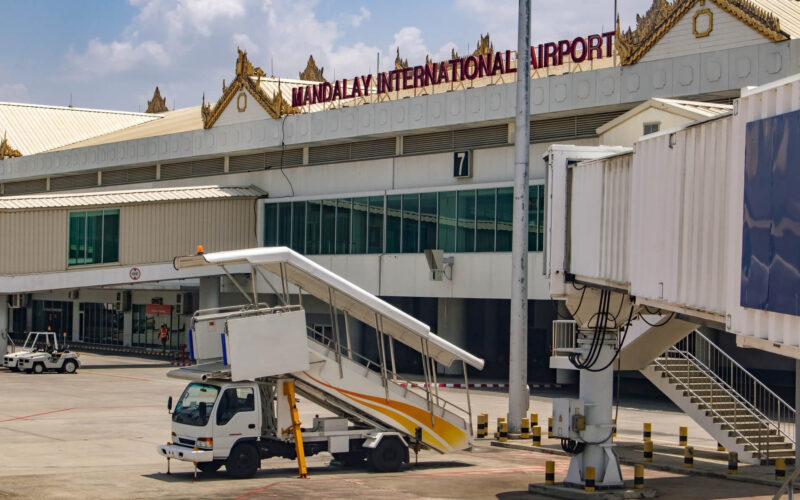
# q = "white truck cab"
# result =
<box><xmin>3</xmin><ymin>331</ymin><xmax>59</xmax><ymax>371</ymax></box>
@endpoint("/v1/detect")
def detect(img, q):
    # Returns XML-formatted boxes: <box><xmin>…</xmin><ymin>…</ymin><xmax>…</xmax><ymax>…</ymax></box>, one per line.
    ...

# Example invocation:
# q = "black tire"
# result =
<box><xmin>226</xmin><ymin>443</ymin><xmax>260</xmax><ymax>479</ymax></box>
<box><xmin>197</xmin><ymin>460</ymin><xmax>223</xmax><ymax>473</ymax></box>
<box><xmin>62</xmin><ymin>360</ymin><xmax>78</xmax><ymax>374</ymax></box>
<box><xmin>332</xmin><ymin>452</ymin><xmax>366</xmax><ymax>467</ymax></box>
<box><xmin>368</xmin><ymin>438</ymin><xmax>406</xmax><ymax>473</ymax></box>
<box><xmin>9</xmin><ymin>366</ymin><xmax>19</xmax><ymax>372</ymax></box>
<box><xmin>32</xmin><ymin>363</ymin><xmax>44</xmax><ymax>374</ymax></box>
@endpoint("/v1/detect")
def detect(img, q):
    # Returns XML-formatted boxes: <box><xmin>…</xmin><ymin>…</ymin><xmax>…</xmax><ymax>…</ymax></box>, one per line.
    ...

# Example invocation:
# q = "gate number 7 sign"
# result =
<box><xmin>453</xmin><ymin>151</ymin><xmax>471</xmax><ymax>178</ymax></box>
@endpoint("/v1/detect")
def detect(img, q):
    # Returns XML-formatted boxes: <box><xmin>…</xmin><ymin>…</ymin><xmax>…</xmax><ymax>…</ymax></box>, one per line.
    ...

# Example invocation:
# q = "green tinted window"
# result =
<box><xmin>496</xmin><ymin>187</ymin><xmax>513</xmax><ymax>251</ymax></box>
<box><xmin>367</xmin><ymin>196</ymin><xmax>384</xmax><ymax>254</ymax></box>
<box><xmin>419</xmin><ymin>193</ymin><xmax>437</xmax><ymax>250</ymax></box>
<box><xmin>277</xmin><ymin>202</ymin><xmax>291</xmax><ymax>247</ymax></box>
<box><xmin>385</xmin><ymin>195</ymin><xmax>401</xmax><ymax>253</ymax></box>
<box><xmin>528</xmin><ymin>186</ymin><xmax>539</xmax><ymax>252</ymax></box>
<box><xmin>456</xmin><ymin>190</ymin><xmax>475</xmax><ymax>252</ymax></box>
<box><xmin>335</xmin><ymin>199</ymin><xmax>351</xmax><ymax>254</ymax></box>
<box><xmin>401</xmin><ymin>194</ymin><xmax>419</xmax><ymax>253</ymax></box>
<box><xmin>67</xmin><ymin>209</ymin><xmax>119</xmax><ymax>266</ymax></box>
<box><xmin>476</xmin><ymin>189</ymin><xmax>496</xmax><ymax>252</ymax></box>
<box><xmin>291</xmin><ymin>201</ymin><xmax>306</xmax><ymax>253</ymax></box>
<box><xmin>321</xmin><ymin>200</ymin><xmax>336</xmax><ymax>254</ymax></box>
<box><xmin>438</xmin><ymin>191</ymin><xmax>456</xmax><ymax>252</ymax></box>
<box><xmin>102</xmin><ymin>210</ymin><xmax>120</xmax><ymax>263</ymax></box>
<box><xmin>351</xmin><ymin>197</ymin><xmax>368</xmax><ymax>254</ymax></box>
<box><xmin>306</xmin><ymin>200</ymin><xmax>321</xmax><ymax>255</ymax></box>
<box><xmin>264</xmin><ymin>204</ymin><xmax>278</xmax><ymax>246</ymax></box>
<box><xmin>68</xmin><ymin>212</ymin><xmax>86</xmax><ymax>265</ymax></box>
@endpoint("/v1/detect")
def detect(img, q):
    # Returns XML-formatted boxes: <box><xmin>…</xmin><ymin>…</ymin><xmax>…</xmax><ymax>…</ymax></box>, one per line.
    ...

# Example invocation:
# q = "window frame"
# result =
<box><xmin>67</xmin><ymin>208</ymin><xmax>120</xmax><ymax>267</ymax></box>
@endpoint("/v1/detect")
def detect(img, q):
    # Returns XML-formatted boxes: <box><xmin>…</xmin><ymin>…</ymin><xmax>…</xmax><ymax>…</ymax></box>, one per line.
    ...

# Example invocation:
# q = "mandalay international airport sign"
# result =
<box><xmin>292</xmin><ymin>31</ymin><xmax>616</xmax><ymax>107</ymax></box>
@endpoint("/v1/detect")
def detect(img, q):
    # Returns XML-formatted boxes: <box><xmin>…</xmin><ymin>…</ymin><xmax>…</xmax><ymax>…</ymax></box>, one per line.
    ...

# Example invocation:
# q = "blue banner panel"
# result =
<box><xmin>741</xmin><ymin>109</ymin><xmax>800</xmax><ymax>316</ymax></box>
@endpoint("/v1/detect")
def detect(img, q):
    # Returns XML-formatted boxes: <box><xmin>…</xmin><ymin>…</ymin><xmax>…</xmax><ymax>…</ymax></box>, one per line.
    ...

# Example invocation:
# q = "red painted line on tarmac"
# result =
<box><xmin>83</xmin><ymin>372</ymin><xmax>152</xmax><ymax>382</ymax></box>
<box><xmin>0</xmin><ymin>407</ymin><xmax>74</xmax><ymax>423</ymax></box>
<box><xmin>232</xmin><ymin>482</ymin><xmax>281</xmax><ymax>499</ymax></box>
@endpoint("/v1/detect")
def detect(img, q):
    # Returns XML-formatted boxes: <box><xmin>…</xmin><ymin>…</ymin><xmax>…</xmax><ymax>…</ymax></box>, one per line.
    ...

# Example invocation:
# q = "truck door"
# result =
<box><xmin>213</xmin><ymin>386</ymin><xmax>260</xmax><ymax>457</ymax></box>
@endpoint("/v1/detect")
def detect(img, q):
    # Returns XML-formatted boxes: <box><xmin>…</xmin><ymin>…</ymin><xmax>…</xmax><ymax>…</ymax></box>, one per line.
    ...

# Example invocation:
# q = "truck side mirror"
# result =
<box><xmin>167</xmin><ymin>396</ymin><xmax>173</xmax><ymax>413</ymax></box>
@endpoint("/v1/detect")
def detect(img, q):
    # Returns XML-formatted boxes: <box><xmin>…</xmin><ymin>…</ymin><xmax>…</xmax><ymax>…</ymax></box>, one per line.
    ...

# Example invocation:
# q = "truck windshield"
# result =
<box><xmin>172</xmin><ymin>383</ymin><xmax>220</xmax><ymax>427</ymax></box>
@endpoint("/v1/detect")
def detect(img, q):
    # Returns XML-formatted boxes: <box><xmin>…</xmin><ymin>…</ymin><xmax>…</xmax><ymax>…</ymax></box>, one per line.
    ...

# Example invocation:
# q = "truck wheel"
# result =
<box><xmin>226</xmin><ymin>443</ymin><xmax>259</xmax><ymax>479</ymax></box>
<box><xmin>62</xmin><ymin>360</ymin><xmax>78</xmax><ymax>374</ymax></box>
<box><xmin>368</xmin><ymin>438</ymin><xmax>406</xmax><ymax>473</ymax></box>
<box><xmin>197</xmin><ymin>460</ymin><xmax>223</xmax><ymax>473</ymax></box>
<box><xmin>332</xmin><ymin>452</ymin><xmax>366</xmax><ymax>467</ymax></box>
<box><xmin>32</xmin><ymin>363</ymin><xmax>44</xmax><ymax>374</ymax></box>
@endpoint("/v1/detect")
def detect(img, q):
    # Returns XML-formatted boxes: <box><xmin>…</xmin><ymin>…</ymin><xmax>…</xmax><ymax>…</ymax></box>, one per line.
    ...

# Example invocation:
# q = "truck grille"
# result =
<box><xmin>178</xmin><ymin>438</ymin><xmax>196</xmax><ymax>447</ymax></box>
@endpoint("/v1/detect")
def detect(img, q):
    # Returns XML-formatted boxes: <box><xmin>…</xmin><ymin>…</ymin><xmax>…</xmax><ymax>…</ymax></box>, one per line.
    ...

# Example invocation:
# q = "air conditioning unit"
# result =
<box><xmin>9</xmin><ymin>293</ymin><xmax>28</xmax><ymax>309</ymax></box>
<box><xmin>67</xmin><ymin>290</ymin><xmax>80</xmax><ymax>300</ymax></box>
<box><xmin>175</xmin><ymin>293</ymin><xmax>193</xmax><ymax>315</ymax></box>
<box><xmin>114</xmin><ymin>291</ymin><xmax>131</xmax><ymax>312</ymax></box>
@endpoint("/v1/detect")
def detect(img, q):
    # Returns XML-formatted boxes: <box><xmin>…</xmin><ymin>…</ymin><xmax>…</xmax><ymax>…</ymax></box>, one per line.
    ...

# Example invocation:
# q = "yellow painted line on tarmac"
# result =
<box><xmin>82</xmin><ymin>371</ymin><xmax>152</xmax><ymax>382</ymax></box>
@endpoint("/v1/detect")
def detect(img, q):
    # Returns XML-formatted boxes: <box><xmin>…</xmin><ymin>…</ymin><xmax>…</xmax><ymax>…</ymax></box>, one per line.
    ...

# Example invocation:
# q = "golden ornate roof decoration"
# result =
<box><xmin>394</xmin><ymin>47</ymin><xmax>408</xmax><ymax>70</ymax></box>
<box><xmin>201</xmin><ymin>48</ymin><xmax>294</xmax><ymax>128</ymax></box>
<box><xmin>299</xmin><ymin>55</ymin><xmax>326</xmax><ymax>82</ymax></box>
<box><xmin>146</xmin><ymin>86</ymin><xmax>168</xmax><ymax>113</ymax></box>
<box><xmin>472</xmin><ymin>33</ymin><xmax>494</xmax><ymax>57</ymax></box>
<box><xmin>616</xmin><ymin>0</ymin><xmax>787</xmax><ymax>65</ymax></box>
<box><xmin>0</xmin><ymin>132</ymin><xmax>21</xmax><ymax>160</ymax></box>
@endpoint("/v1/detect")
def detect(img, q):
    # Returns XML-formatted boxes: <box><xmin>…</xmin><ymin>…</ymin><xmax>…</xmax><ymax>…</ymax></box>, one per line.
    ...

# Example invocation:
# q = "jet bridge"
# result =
<box><xmin>173</xmin><ymin>246</ymin><xmax>484</xmax><ymax>454</ymax></box>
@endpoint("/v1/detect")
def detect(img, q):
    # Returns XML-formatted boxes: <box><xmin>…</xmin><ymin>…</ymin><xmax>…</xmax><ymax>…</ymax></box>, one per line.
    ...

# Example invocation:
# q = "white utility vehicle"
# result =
<box><xmin>158</xmin><ymin>247</ymin><xmax>484</xmax><ymax>479</ymax></box>
<box><xmin>3</xmin><ymin>331</ymin><xmax>59</xmax><ymax>371</ymax></box>
<box><xmin>18</xmin><ymin>347</ymin><xmax>80</xmax><ymax>374</ymax></box>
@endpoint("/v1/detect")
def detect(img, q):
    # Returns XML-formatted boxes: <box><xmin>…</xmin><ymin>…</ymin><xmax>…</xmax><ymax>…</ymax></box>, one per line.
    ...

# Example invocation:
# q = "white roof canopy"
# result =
<box><xmin>175</xmin><ymin>247</ymin><xmax>484</xmax><ymax>370</ymax></box>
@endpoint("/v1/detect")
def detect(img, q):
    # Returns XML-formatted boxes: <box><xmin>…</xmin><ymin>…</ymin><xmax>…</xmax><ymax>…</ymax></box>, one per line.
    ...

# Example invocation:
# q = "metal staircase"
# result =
<box><xmin>640</xmin><ymin>330</ymin><xmax>795</xmax><ymax>464</ymax></box>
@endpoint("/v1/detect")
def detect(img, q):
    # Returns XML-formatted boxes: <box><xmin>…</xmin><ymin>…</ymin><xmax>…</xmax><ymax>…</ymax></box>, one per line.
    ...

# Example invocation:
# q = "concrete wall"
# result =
<box><xmin>598</xmin><ymin>108</ymin><xmax>694</xmax><ymax>147</ymax></box>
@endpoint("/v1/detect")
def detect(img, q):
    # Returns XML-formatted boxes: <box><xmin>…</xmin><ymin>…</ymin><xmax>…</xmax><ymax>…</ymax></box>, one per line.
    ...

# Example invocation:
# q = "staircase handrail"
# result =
<box><xmin>653</xmin><ymin>352</ymin><xmax>767</xmax><ymax>456</ymax></box>
<box><xmin>305</xmin><ymin>326</ymin><xmax>472</xmax><ymax>425</ymax></box>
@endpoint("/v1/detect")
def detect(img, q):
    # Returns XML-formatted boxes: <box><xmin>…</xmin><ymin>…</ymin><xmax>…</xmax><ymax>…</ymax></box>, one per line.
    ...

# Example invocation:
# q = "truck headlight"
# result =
<box><xmin>196</xmin><ymin>437</ymin><xmax>213</xmax><ymax>450</ymax></box>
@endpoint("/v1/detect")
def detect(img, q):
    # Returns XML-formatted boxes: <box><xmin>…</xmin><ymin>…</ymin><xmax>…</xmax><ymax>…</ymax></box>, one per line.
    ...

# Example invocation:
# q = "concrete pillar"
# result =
<box><xmin>25</xmin><ymin>305</ymin><xmax>33</xmax><ymax>332</ymax></box>
<box><xmin>71</xmin><ymin>300</ymin><xmax>81</xmax><ymax>342</ymax></box>
<box><xmin>199</xmin><ymin>276</ymin><xmax>221</xmax><ymax>311</ymax></box>
<box><xmin>436</xmin><ymin>298</ymin><xmax>467</xmax><ymax>375</ymax></box>
<box><xmin>122</xmin><ymin>311</ymin><xmax>133</xmax><ymax>347</ymax></box>
<box><xmin>0</xmin><ymin>294</ymin><xmax>7</xmax><ymax>354</ymax></box>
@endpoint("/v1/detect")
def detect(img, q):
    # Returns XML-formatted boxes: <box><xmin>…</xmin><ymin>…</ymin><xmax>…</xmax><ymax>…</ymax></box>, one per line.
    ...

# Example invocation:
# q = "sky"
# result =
<box><xmin>0</xmin><ymin>0</ymin><xmax>654</xmax><ymax>112</ymax></box>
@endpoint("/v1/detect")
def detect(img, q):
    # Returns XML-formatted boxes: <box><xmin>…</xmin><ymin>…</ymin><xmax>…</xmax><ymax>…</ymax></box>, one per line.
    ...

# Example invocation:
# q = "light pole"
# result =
<box><xmin>509</xmin><ymin>0</ymin><xmax>531</xmax><ymax>433</ymax></box>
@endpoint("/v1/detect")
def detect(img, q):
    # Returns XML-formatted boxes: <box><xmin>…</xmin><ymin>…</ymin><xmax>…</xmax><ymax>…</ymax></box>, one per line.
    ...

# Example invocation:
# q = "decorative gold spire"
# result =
<box><xmin>0</xmin><ymin>132</ymin><xmax>21</xmax><ymax>159</ymax></box>
<box><xmin>394</xmin><ymin>47</ymin><xmax>408</xmax><ymax>70</ymax></box>
<box><xmin>145</xmin><ymin>86</ymin><xmax>168</xmax><ymax>113</ymax></box>
<box><xmin>299</xmin><ymin>55</ymin><xmax>326</xmax><ymax>82</ymax></box>
<box><xmin>235</xmin><ymin>47</ymin><xmax>266</xmax><ymax>78</ymax></box>
<box><xmin>472</xmin><ymin>33</ymin><xmax>494</xmax><ymax>57</ymax></box>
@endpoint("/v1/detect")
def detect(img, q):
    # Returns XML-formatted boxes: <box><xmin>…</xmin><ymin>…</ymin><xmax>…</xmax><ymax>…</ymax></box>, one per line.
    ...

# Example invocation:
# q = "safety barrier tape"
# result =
<box><xmin>398</xmin><ymin>382</ymin><xmax>561</xmax><ymax>389</ymax></box>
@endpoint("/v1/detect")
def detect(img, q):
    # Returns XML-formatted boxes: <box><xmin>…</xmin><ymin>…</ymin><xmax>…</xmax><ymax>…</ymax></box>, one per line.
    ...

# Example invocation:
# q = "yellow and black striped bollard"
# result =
<box><xmin>584</xmin><ymin>466</ymin><xmax>596</xmax><ymax>492</ymax></box>
<box><xmin>612</xmin><ymin>418</ymin><xmax>617</xmax><ymax>440</ymax></box>
<box><xmin>728</xmin><ymin>452</ymin><xmax>738</xmax><ymax>475</ymax></box>
<box><xmin>532</xmin><ymin>426</ymin><xmax>542</xmax><ymax>446</ymax></box>
<box><xmin>634</xmin><ymin>464</ymin><xmax>644</xmax><ymax>490</ymax></box>
<box><xmin>495</xmin><ymin>417</ymin><xmax>505</xmax><ymax>439</ymax></box>
<box><xmin>684</xmin><ymin>446</ymin><xmax>693</xmax><ymax>468</ymax></box>
<box><xmin>717</xmin><ymin>442</ymin><xmax>725</xmax><ymax>452</ymax></box>
<box><xmin>499</xmin><ymin>421</ymin><xmax>508</xmax><ymax>442</ymax></box>
<box><xmin>521</xmin><ymin>418</ymin><xmax>530</xmax><ymax>439</ymax></box>
<box><xmin>679</xmin><ymin>426</ymin><xmax>688</xmax><ymax>447</ymax></box>
<box><xmin>477</xmin><ymin>413</ymin><xmax>488</xmax><ymax>438</ymax></box>
<box><xmin>545</xmin><ymin>461</ymin><xmax>555</xmax><ymax>486</ymax></box>
<box><xmin>530</xmin><ymin>412</ymin><xmax>538</xmax><ymax>430</ymax></box>
<box><xmin>643</xmin><ymin>422</ymin><xmax>652</xmax><ymax>442</ymax></box>
<box><xmin>548</xmin><ymin>417</ymin><xmax>553</xmax><ymax>438</ymax></box>
<box><xmin>776</xmin><ymin>458</ymin><xmax>786</xmax><ymax>481</ymax></box>
<box><xmin>643</xmin><ymin>440</ymin><xmax>653</xmax><ymax>462</ymax></box>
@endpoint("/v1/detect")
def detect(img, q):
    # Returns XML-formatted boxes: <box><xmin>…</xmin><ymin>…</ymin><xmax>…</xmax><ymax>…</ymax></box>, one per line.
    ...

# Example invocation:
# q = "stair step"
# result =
<box><xmin>728</xmin><ymin>428</ymin><xmax>779</xmax><ymax>438</ymax></box>
<box><xmin>743</xmin><ymin>442</ymin><xmax>794</xmax><ymax>452</ymax></box>
<box><xmin>691</xmin><ymin>396</ymin><xmax>735</xmax><ymax>404</ymax></box>
<box><xmin>715</xmin><ymin>418</ymin><xmax>763</xmax><ymax>427</ymax></box>
<box><xmin>761</xmin><ymin>450</ymin><xmax>796</xmax><ymax>458</ymax></box>
<box><xmin>696</xmin><ymin>401</ymin><xmax>745</xmax><ymax>410</ymax></box>
<box><xmin>736</xmin><ymin>435</ymin><xmax>787</xmax><ymax>445</ymax></box>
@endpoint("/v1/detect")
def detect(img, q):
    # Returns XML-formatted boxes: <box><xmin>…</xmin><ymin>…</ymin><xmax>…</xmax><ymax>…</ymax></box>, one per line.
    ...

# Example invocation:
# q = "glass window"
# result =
<box><xmin>351</xmin><ymin>197</ymin><xmax>368</xmax><ymax>254</ymax></box>
<box><xmin>385</xmin><ymin>194</ymin><xmax>402</xmax><ymax>253</ymax></box>
<box><xmin>438</xmin><ymin>191</ymin><xmax>456</xmax><ymax>252</ymax></box>
<box><xmin>321</xmin><ymin>200</ymin><xmax>336</xmax><ymax>254</ymax></box>
<box><xmin>291</xmin><ymin>201</ymin><xmax>306</xmax><ymax>253</ymax></box>
<box><xmin>420</xmin><ymin>192</ymin><xmax>437</xmax><ymax>251</ymax></box>
<box><xmin>367</xmin><ymin>195</ymin><xmax>384</xmax><ymax>254</ymax></box>
<box><xmin>335</xmin><ymin>199</ymin><xmax>351</xmax><ymax>254</ymax></box>
<box><xmin>401</xmin><ymin>194</ymin><xmax>419</xmax><ymax>253</ymax></box>
<box><xmin>264</xmin><ymin>204</ymin><xmax>278</xmax><ymax>246</ymax></box>
<box><xmin>476</xmin><ymin>189</ymin><xmax>496</xmax><ymax>252</ymax></box>
<box><xmin>496</xmin><ymin>187</ymin><xmax>513</xmax><ymax>251</ymax></box>
<box><xmin>172</xmin><ymin>382</ymin><xmax>220</xmax><ymax>427</ymax></box>
<box><xmin>216</xmin><ymin>387</ymin><xmax>255</xmax><ymax>426</ymax></box>
<box><xmin>528</xmin><ymin>185</ymin><xmax>543</xmax><ymax>252</ymax></box>
<box><xmin>306</xmin><ymin>200</ymin><xmax>321</xmax><ymax>255</ymax></box>
<box><xmin>537</xmin><ymin>186</ymin><xmax>545</xmax><ymax>252</ymax></box>
<box><xmin>277</xmin><ymin>202</ymin><xmax>291</xmax><ymax>247</ymax></box>
<box><xmin>456</xmin><ymin>190</ymin><xmax>476</xmax><ymax>252</ymax></box>
<box><xmin>68</xmin><ymin>209</ymin><xmax>119</xmax><ymax>266</ymax></box>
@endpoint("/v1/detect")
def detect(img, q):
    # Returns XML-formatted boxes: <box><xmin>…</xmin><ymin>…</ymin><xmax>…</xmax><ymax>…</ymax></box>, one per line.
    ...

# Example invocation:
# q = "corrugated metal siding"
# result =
<box><xmin>531</xmin><ymin>111</ymin><xmax>625</xmax><ymax>143</ymax></box>
<box><xmin>3</xmin><ymin>178</ymin><xmax>47</xmax><ymax>196</ymax></box>
<box><xmin>728</xmin><ymin>77</ymin><xmax>800</xmax><ymax>345</ymax></box>
<box><xmin>161</xmin><ymin>157</ymin><xmax>224</xmax><ymax>180</ymax></box>
<box><xmin>308</xmin><ymin>138</ymin><xmax>396</xmax><ymax>164</ymax></box>
<box><xmin>229</xmin><ymin>152</ymin><xmax>265</xmax><ymax>173</ymax></box>
<box><xmin>119</xmin><ymin>199</ymin><xmax>257</xmax><ymax>265</ymax></box>
<box><xmin>102</xmin><ymin>165</ymin><xmax>157</xmax><ymax>186</ymax></box>
<box><xmin>265</xmin><ymin>148</ymin><xmax>303</xmax><ymax>168</ymax></box>
<box><xmin>630</xmin><ymin>116</ymin><xmax>731</xmax><ymax>314</ymax></box>
<box><xmin>403</xmin><ymin>125</ymin><xmax>508</xmax><ymax>155</ymax></box>
<box><xmin>0</xmin><ymin>210</ymin><xmax>68</xmax><ymax>273</ymax></box>
<box><xmin>49</xmin><ymin>172</ymin><xmax>98</xmax><ymax>192</ymax></box>
<box><xmin>569</xmin><ymin>154</ymin><xmax>631</xmax><ymax>283</ymax></box>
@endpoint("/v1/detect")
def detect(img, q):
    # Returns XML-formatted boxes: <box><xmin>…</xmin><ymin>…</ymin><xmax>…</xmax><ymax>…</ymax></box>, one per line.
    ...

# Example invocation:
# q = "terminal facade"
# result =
<box><xmin>1</xmin><ymin>0</ymin><xmax>799</xmax><ymax>381</ymax></box>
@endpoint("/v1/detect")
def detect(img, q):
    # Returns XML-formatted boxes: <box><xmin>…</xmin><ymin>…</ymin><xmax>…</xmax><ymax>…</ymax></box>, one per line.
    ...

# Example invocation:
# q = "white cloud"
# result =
<box><xmin>132</xmin><ymin>0</ymin><xmax>247</xmax><ymax>37</ymax></box>
<box><xmin>232</xmin><ymin>33</ymin><xmax>259</xmax><ymax>54</ymax></box>
<box><xmin>66</xmin><ymin>39</ymin><xmax>169</xmax><ymax>77</ymax></box>
<box><xmin>390</xmin><ymin>27</ymin><xmax>429</xmax><ymax>66</ymax></box>
<box><xmin>351</xmin><ymin>6</ymin><xmax>370</xmax><ymax>27</ymax></box>
<box><xmin>0</xmin><ymin>83</ymin><xmax>30</xmax><ymax>103</ymax></box>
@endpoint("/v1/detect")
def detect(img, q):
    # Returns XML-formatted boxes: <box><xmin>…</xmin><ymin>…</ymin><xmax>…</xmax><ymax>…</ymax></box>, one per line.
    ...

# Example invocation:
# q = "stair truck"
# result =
<box><xmin>158</xmin><ymin>247</ymin><xmax>484</xmax><ymax>478</ymax></box>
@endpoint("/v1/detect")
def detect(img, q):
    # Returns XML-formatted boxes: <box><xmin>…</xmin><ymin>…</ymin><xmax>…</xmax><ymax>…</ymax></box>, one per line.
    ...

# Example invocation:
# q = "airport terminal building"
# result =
<box><xmin>2</xmin><ymin>0</ymin><xmax>800</xmax><ymax>380</ymax></box>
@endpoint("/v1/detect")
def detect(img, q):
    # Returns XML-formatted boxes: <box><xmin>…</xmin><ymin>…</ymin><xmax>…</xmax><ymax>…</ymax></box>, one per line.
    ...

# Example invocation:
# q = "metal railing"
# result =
<box><xmin>551</xmin><ymin>320</ymin><xmax>578</xmax><ymax>357</ymax></box>
<box><xmin>656</xmin><ymin>330</ymin><xmax>795</xmax><ymax>459</ymax></box>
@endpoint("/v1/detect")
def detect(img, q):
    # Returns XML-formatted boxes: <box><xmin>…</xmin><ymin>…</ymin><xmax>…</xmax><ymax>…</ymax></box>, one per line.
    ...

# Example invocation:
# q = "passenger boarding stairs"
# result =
<box><xmin>641</xmin><ymin>330</ymin><xmax>795</xmax><ymax>464</ymax></box>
